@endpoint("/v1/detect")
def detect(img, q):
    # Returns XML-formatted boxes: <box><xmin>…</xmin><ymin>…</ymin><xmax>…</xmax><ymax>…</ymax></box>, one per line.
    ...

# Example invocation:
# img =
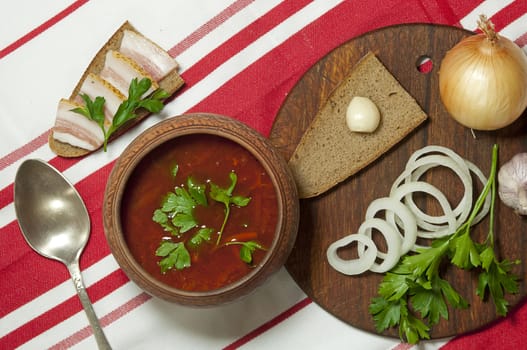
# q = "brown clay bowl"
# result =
<box><xmin>103</xmin><ymin>113</ymin><xmax>299</xmax><ymax>306</ymax></box>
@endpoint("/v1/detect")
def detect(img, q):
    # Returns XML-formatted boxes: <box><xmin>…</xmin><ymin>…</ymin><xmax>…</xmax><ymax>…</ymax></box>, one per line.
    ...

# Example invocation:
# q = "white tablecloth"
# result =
<box><xmin>1</xmin><ymin>1</ymin><xmax>526</xmax><ymax>349</ymax></box>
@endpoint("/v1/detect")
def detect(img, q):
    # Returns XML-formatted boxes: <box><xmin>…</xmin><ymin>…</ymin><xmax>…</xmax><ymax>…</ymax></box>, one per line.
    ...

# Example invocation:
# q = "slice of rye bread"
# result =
<box><xmin>288</xmin><ymin>52</ymin><xmax>428</xmax><ymax>198</ymax></box>
<box><xmin>48</xmin><ymin>21</ymin><xmax>185</xmax><ymax>158</ymax></box>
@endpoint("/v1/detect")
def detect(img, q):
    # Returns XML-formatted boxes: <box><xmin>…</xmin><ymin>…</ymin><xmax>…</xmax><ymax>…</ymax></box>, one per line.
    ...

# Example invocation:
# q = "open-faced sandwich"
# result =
<box><xmin>288</xmin><ymin>52</ymin><xmax>428</xmax><ymax>198</ymax></box>
<box><xmin>49</xmin><ymin>21</ymin><xmax>185</xmax><ymax>157</ymax></box>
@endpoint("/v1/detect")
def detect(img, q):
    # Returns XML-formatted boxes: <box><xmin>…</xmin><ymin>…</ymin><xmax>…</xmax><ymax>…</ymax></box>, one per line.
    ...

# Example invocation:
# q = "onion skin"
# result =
<box><xmin>439</xmin><ymin>17</ymin><xmax>527</xmax><ymax>130</ymax></box>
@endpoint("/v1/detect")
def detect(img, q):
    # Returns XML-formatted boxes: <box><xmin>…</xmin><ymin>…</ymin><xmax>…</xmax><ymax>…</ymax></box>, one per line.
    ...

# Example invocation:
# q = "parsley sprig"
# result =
<box><xmin>152</xmin><ymin>166</ymin><xmax>264</xmax><ymax>273</ymax></box>
<box><xmin>72</xmin><ymin>77</ymin><xmax>169</xmax><ymax>151</ymax></box>
<box><xmin>210</xmin><ymin>172</ymin><xmax>252</xmax><ymax>244</ymax></box>
<box><xmin>369</xmin><ymin>144</ymin><xmax>520</xmax><ymax>344</ymax></box>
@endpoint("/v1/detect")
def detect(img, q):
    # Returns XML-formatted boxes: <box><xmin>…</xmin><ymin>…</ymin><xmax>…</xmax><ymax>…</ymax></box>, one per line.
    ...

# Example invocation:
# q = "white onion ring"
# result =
<box><xmin>407</xmin><ymin>145</ymin><xmax>468</xmax><ymax>168</ymax></box>
<box><xmin>326</xmin><ymin>233</ymin><xmax>378</xmax><ymax>275</ymax></box>
<box><xmin>390</xmin><ymin>154</ymin><xmax>472</xmax><ymax>232</ymax></box>
<box><xmin>389</xmin><ymin>182</ymin><xmax>457</xmax><ymax>239</ymax></box>
<box><xmin>404</xmin><ymin>155</ymin><xmax>471</xmax><ymax>222</ymax></box>
<box><xmin>363</xmin><ymin>197</ymin><xmax>417</xmax><ymax>255</ymax></box>
<box><xmin>403</xmin><ymin>145</ymin><xmax>478</xmax><ymax>218</ymax></box>
<box><xmin>356</xmin><ymin>218</ymin><xmax>402</xmax><ymax>273</ymax></box>
<box><xmin>397</xmin><ymin>146</ymin><xmax>490</xmax><ymax>231</ymax></box>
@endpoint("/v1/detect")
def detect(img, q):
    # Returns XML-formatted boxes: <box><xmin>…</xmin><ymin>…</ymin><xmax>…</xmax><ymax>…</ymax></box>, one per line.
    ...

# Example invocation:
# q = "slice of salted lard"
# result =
<box><xmin>288</xmin><ymin>52</ymin><xmax>428</xmax><ymax>198</ymax></box>
<box><xmin>74</xmin><ymin>73</ymin><xmax>126</xmax><ymax>127</ymax></box>
<box><xmin>119</xmin><ymin>30</ymin><xmax>178</xmax><ymax>81</ymax></box>
<box><xmin>53</xmin><ymin>99</ymin><xmax>104</xmax><ymax>151</ymax></box>
<box><xmin>100</xmin><ymin>50</ymin><xmax>158</xmax><ymax>98</ymax></box>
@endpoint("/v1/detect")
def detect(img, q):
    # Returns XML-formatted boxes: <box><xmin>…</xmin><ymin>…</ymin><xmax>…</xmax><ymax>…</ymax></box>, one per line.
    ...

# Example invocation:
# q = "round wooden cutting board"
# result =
<box><xmin>268</xmin><ymin>24</ymin><xmax>527</xmax><ymax>339</ymax></box>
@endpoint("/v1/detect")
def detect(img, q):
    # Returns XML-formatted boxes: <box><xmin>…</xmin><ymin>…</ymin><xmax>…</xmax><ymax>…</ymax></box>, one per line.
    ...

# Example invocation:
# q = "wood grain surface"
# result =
<box><xmin>268</xmin><ymin>24</ymin><xmax>527</xmax><ymax>338</ymax></box>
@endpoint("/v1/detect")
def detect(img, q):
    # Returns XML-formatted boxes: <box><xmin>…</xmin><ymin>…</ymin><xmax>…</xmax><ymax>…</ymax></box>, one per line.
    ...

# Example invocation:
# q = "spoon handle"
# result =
<box><xmin>67</xmin><ymin>260</ymin><xmax>112</xmax><ymax>350</ymax></box>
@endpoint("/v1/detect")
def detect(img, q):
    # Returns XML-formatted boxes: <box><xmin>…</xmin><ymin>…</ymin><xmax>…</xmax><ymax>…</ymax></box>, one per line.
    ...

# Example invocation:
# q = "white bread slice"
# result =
<box><xmin>48</xmin><ymin>21</ymin><xmax>184</xmax><ymax>158</ymax></box>
<box><xmin>288</xmin><ymin>52</ymin><xmax>427</xmax><ymax>198</ymax></box>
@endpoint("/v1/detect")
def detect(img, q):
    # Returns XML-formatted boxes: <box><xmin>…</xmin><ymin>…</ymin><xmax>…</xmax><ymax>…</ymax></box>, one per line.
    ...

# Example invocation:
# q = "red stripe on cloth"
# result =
<box><xmin>168</xmin><ymin>0</ymin><xmax>256</xmax><ymax>57</ymax></box>
<box><xmin>487</xmin><ymin>0</ymin><xmax>527</xmax><ymax>33</ymax></box>
<box><xmin>223</xmin><ymin>297</ymin><xmax>312</xmax><ymax>349</ymax></box>
<box><xmin>516</xmin><ymin>32</ymin><xmax>527</xmax><ymax>47</ymax></box>
<box><xmin>0</xmin><ymin>0</ymin><xmax>89</xmax><ymax>60</ymax></box>
<box><xmin>0</xmin><ymin>184</ymin><xmax>13</xmax><ymax>210</ymax></box>
<box><xmin>441</xmin><ymin>299</ymin><xmax>527</xmax><ymax>350</ymax></box>
<box><xmin>439</xmin><ymin>0</ymin><xmax>484</xmax><ymax>22</ymax></box>
<box><xmin>176</xmin><ymin>0</ymin><xmax>311</xmax><ymax>99</ymax></box>
<box><xmin>486</xmin><ymin>0</ymin><xmax>527</xmax><ymax>48</ymax></box>
<box><xmin>0</xmin><ymin>269</ymin><xmax>129</xmax><ymax>349</ymax></box>
<box><xmin>0</xmin><ymin>131</ymin><xmax>49</xmax><ymax>171</ymax></box>
<box><xmin>48</xmin><ymin>292</ymin><xmax>151</xmax><ymax>350</ymax></box>
<box><xmin>413</xmin><ymin>0</ymin><xmax>482</xmax><ymax>25</ymax></box>
<box><xmin>392</xmin><ymin>343</ymin><xmax>415</xmax><ymax>350</ymax></box>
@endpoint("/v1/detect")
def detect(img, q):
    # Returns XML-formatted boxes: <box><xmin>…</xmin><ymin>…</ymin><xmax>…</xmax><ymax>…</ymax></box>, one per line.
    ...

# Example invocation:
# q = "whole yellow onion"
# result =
<box><xmin>439</xmin><ymin>15</ymin><xmax>527</xmax><ymax>130</ymax></box>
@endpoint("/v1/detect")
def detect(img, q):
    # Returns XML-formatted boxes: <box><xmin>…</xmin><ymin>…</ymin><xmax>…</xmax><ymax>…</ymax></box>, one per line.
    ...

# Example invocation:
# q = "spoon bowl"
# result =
<box><xmin>15</xmin><ymin>160</ymin><xmax>89</xmax><ymax>263</ymax></box>
<box><xmin>14</xmin><ymin>159</ymin><xmax>111</xmax><ymax>350</ymax></box>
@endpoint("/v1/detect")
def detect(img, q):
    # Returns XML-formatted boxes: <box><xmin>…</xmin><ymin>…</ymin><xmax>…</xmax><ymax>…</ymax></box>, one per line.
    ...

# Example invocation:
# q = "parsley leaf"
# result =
<box><xmin>171</xmin><ymin>212</ymin><xmax>197</xmax><ymax>233</ymax></box>
<box><xmin>71</xmin><ymin>94</ymin><xmax>106</xmax><ymax>126</ymax></box>
<box><xmin>171</xmin><ymin>164</ymin><xmax>179</xmax><ymax>178</ymax></box>
<box><xmin>369</xmin><ymin>297</ymin><xmax>402</xmax><ymax>332</ymax></box>
<box><xmin>189</xmin><ymin>227</ymin><xmax>214</xmax><ymax>248</ymax></box>
<box><xmin>72</xmin><ymin>77</ymin><xmax>169</xmax><ymax>151</ymax></box>
<box><xmin>162</xmin><ymin>188</ymin><xmax>194</xmax><ymax>214</ymax></box>
<box><xmin>152</xmin><ymin>209</ymin><xmax>178</xmax><ymax>236</ymax></box>
<box><xmin>449</xmin><ymin>226</ymin><xmax>481</xmax><ymax>269</ymax></box>
<box><xmin>226</xmin><ymin>240</ymin><xmax>266</xmax><ymax>264</ymax></box>
<box><xmin>231</xmin><ymin>195</ymin><xmax>251</xmax><ymax>207</ymax></box>
<box><xmin>399</xmin><ymin>307</ymin><xmax>430</xmax><ymax>344</ymax></box>
<box><xmin>477</xmin><ymin>254</ymin><xmax>520</xmax><ymax>316</ymax></box>
<box><xmin>409</xmin><ymin>277</ymin><xmax>450</xmax><ymax>325</ymax></box>
<box><xmin>155</xmin><ymin>241</ymin><xmax>191</xmax><ymax>272</ymax></box>
<box><xmin>187</xmin><ymin>177</ymin><xmax>207</xmax><ymax>206</ymax></box>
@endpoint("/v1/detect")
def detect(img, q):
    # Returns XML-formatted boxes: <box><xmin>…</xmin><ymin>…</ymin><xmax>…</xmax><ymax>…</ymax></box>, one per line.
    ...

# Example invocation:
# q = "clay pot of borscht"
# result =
<box><xmin>104</xmin><ymin>113</ymin><xmax>299</xmax><ymax>306</ymax></box>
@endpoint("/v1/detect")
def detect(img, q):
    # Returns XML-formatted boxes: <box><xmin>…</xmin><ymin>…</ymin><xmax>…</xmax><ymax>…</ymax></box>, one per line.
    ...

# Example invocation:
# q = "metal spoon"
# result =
<box><xmin>14</xmin><ymin>159</ymin><xmax>112</xmax><ymax>350</ymax></box>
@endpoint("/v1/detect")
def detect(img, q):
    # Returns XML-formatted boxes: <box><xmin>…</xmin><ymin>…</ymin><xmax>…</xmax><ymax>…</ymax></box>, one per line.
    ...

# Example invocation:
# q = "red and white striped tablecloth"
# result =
<box><xmin>1</xmin><ymin>1</ymin><xmax>526</xmax><ymax>349</ymax></box>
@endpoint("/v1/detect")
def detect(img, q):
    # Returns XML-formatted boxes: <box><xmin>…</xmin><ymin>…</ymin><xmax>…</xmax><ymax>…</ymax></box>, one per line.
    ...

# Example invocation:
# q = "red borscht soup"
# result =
<box><xmin>121</xmin><ymin>134</ymin><xmax>278</xmax><ymax>291</ymax></box>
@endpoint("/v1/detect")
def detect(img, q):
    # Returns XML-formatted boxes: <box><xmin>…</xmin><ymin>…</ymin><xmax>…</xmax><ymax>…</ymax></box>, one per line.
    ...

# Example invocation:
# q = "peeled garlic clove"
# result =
<box><xmin>346</xmin><ymin>96</ymin><xmax>381</xmax><ymax>133</ymax></box>
<box><xmin>498</xmin><ymin>153</ymin><xmax>527</xmax><ymax>215</ymax></box>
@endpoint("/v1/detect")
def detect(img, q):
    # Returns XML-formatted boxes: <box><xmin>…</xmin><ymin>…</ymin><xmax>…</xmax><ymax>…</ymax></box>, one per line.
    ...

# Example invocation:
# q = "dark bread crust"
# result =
<box><xmin>49</xmin><ymin>21</ymin><xmax>184</xmax><ymax>158</ymax></box>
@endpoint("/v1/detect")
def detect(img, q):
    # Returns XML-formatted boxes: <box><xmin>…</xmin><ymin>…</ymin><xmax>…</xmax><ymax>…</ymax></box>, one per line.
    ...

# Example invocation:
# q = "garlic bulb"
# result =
<box><xmin>498</xmin><ymin>153</ymin><xmax>527</xmax><ymax>215</ymax></box>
